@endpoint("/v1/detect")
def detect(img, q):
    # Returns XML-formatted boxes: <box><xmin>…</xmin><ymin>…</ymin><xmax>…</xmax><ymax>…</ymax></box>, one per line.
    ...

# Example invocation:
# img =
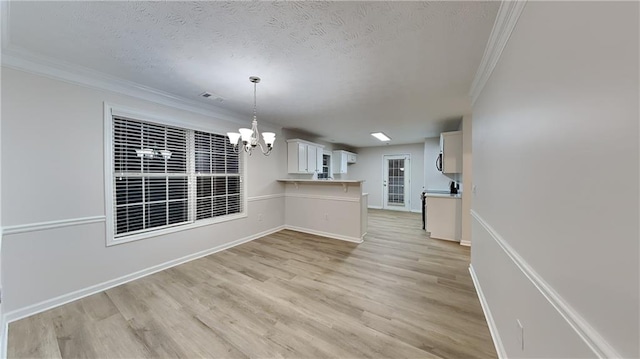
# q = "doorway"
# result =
<box><xmin>318</xmin><ymin>151</ymin><xmax>332</xmax><ymax>179</ymax></box>
<box><xmin>382</xmin><ymin>154</ymin><xmax>411</xmax><ymax>211</ymax></box>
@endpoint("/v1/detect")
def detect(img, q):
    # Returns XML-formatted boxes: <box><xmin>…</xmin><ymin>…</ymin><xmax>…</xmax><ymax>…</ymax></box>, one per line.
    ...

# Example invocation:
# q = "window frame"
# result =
<box><xmin>104</xmin><ymin>103</ymin><xmax>248</xmax><ymax>246</ymax></box>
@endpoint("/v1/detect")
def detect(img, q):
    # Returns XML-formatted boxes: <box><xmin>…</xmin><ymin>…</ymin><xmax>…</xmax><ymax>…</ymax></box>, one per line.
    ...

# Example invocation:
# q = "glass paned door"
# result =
<box><xmin>383</xmin><ymin>155</ymin><xmax>410</xmax><ymax>211</ymax></box>
<box><xmin>318</xmin><ymin>153</ymin><xmax>331</xmax><ymax>179</ymax></box>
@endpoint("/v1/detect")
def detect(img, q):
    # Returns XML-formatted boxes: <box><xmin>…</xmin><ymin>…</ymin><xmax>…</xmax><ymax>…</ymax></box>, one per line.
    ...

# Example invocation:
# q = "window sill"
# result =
<box><xmin>106</xmin><ymin>212</ymin><xmax>248</xmax><ymax>246</ymax></box>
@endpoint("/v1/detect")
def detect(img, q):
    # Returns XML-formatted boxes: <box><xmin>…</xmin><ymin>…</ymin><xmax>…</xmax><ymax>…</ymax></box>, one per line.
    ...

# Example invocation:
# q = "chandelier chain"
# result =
<box><xmin>253</xmin><ymin>82</ymin><xmax>257</xmax><ymax>119</ymax></box>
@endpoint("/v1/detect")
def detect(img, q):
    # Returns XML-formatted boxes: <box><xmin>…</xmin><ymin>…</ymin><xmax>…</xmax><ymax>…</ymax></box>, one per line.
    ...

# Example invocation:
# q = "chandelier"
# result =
<box><xmin>227</xmin><ymin>76</ymin><xmax>275</xmax><ymax>156</ymax></box>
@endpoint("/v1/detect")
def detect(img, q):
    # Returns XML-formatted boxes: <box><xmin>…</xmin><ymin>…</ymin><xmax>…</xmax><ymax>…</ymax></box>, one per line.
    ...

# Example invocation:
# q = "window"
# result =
<box><xmin>106</xmin><ymin>107</ymin><xmax>245</xmax><ymax>245</ymax></box>
<box><xmin>194</xmin><ymin>131</ymin><xmax>241</xmax><ymax>220</ymax></box>
<box><xmin>113</xmin><ymin>118</ymin><xmax>189</xmax><ymax>235</ymax></box>
<box><xmin>318</xmin><ymin>153</ymin><xmax>331</xmax><ymax>179</ymax></box>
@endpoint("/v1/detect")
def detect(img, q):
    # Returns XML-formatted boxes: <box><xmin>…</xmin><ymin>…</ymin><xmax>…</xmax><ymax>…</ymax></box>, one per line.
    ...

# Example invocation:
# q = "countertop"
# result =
<box><xmin>424</xmin><ymin>191</ymin><xmax>462</xmax><ymax>199</ymax></box>
<box><xmin>277</xmin><ymin>179</ymin><xmax>365</xmax><ymax>184</ymax></box>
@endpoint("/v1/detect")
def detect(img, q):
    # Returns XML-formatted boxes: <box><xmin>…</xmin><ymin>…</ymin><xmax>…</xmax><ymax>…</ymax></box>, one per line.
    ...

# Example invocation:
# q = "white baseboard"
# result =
<box><xmin>430</xmin><ymin>235</ymin><xmax>459</xmax><ymax>243</ymax></box>
<box><xmin>284</xmin><ymin>225</ymin><xmax>364</xmax><ymax>244</ymax></box>
<box><xmin>3</xmin><ymin>225</ymin><xmax>285</xmax><ymax>325</ymax></box>
<box><xmin>380</xmin><ymin>207</ymin><xmax>411</xmax><ymax>212</ymax></box>
<box><xmin>469</xmin><ymin>264</ymin><xmax>506</xmax><ymax>359</ymax></box>
<box><xmin>460</xmin><ymin>240</ymin><xmax>471</xmax><ymax>247</ymax></box>
<box><xmin>368</xmin><ymin>207</ymin><xmax>424</xmax><ymax>213</ymax></box>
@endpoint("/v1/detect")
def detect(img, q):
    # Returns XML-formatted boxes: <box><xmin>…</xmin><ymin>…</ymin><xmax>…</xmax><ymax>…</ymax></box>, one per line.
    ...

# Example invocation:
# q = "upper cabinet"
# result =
<box><xmin>333</xmin><ymin>150</ymin><xmax>357</xmax><ymax>174</ymax></box>
<box><xmin>287</xmin><ymin>139</ymin><xmax>324</xmax><ymax>174</ymax></box>
<box><xmin>440</xmin><ymin>131</ymin><xmax>462</xmax><ymax>174</ymax></box>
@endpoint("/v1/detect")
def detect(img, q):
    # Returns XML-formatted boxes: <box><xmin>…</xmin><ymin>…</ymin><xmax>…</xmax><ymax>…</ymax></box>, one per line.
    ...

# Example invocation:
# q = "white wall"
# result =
<box><xmin>1</xmin><ymin>67</ymin><xmax>287</xmax><ymax>317</ymax></box>
<box><xmin>0</xmin><ymin>61</ymin><xmax>4</xmax><ymax>353</ymax></box>
<box><xmin>282</xmin><ymin>181</ymin><xmax>366</xmax><ymax>242</ymax></box>
<box><xmin>461</xmin><ymin>115</ymin><xmax>472</xmax><ymax>245</ymax></box>
<box><xmin>472</xmin><ymin>2</ymin><xmax>638</xmax><ymax>358</ymax></box>
<box><xmin>423</xmin><ymin>137</ymin><xmax>454</xmax><ymax>191</ymax></box>
<box><xmin>349</xmin><ymin>143</ymin><xmax>424</xmax><ymax>212</ymax></box>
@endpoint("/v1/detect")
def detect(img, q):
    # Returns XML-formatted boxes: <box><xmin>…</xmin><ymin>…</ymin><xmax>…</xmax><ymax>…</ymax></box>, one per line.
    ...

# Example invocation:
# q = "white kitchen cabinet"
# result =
<box><xmin>426</xmin><ymin>195</ymin><xmax>462</xmax><ymax>242</ymax></box>
<box><xmin>440</xmin><ymin>131</ymin><xmax>462</xmax><ymax>174</ymax></box>
<box><xmin>315</xmin><ymin>147</ymin><xmax>323</xmax><ymax>174</ymax></box>
<box><xmin>332</xmin><ymin>150</ymin><xmax>357</xmax><ymax>174</ymax></box>
<box><xmin>287</xmin><ymin>139</ymin><xmax>324</xmax><ymax>174</ymax></box>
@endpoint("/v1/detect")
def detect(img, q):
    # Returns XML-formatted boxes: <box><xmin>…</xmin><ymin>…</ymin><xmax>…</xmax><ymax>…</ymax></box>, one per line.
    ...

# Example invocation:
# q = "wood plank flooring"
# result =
<box><xmin>8</xmin><ymin>209</ymin><xmax>497</xmax><ymax>358</ymax></box>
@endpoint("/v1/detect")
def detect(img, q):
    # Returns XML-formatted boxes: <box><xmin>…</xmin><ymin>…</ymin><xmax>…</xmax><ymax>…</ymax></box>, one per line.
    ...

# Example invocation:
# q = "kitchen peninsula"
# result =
<box><xmin>277</xmin><ymin>179</ymin><xmax>368</xmax><ymax>243</ymax></box>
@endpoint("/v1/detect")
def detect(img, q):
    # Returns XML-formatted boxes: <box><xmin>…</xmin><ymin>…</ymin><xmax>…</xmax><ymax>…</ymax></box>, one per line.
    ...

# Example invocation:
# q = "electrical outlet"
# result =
<box><xmin>517</xmin><ymin>319</ymin><xmax>524</xmax><ymax>351</ymax></box>
<box><xmin>324</xmin><ymin>213</ymin><xmax>328</xmax><ymax>221</ymax></box>
<box><xmin>472</xmin><ymin>184</ymin><xmax>477</xmax><ymax>194</ymax></box>
<box><xmin>258</xmin><ymin>213</ymin><xmax>263</xmax><ymax>222</ymax></box>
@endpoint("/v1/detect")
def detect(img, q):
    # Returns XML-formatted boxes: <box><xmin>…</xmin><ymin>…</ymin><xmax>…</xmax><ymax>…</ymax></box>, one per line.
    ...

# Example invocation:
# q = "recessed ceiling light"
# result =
<box><xmin>371</xmin><ymin>132</ymin><xmax>391</xmax><ymax>142</ymax></box>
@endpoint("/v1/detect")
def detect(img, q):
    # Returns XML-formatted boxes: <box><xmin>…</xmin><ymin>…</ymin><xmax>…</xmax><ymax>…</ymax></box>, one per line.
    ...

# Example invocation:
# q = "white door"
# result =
<box><xmin>382</xmin><ymin>154</ymin><xmax>410</xmax><ymax>211</ymax></box>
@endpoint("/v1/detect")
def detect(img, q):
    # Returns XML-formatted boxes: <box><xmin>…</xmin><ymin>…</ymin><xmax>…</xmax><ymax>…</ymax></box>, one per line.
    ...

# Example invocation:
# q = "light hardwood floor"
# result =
<box><xmin>8</xmin><ymin>209</ymin><xmax>497</xmax><ymax>359</ymax></box>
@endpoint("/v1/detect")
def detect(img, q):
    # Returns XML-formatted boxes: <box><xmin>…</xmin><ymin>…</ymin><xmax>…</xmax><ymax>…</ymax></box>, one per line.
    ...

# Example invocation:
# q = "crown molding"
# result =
<box><xmin>469</xmin><ymin>0</ymin><xmax>527</xmax><ymax>106</ymax></box>
<box><xmin>1</xmin><ymin>46</ymin><xmax>251</xmax><ymax>126</ymax></box>
<box><xmin>0</xmin><ymin>0</ymin><xmax>264</xmax><ymax>128</ymax></box>
<box><xmin>0</xmin><ymin>1</ymin><xmax>248</xmax><ymax>126</ymax></box>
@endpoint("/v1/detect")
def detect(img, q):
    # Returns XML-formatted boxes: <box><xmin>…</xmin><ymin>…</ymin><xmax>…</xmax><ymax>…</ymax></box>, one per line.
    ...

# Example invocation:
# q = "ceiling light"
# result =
<box><xmin>371</xmin><ymin>132</ymin><xmax>391</xmax><ymax>142</ymax></box>
<box><xmin>227</xmin><ymin>76</ymin><xmax>275</xmax><ymax>156</ymax></box>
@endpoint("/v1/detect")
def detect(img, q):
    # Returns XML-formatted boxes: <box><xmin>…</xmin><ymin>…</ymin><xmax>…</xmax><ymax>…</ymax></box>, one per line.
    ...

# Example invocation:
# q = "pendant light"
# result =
<box><xmin>227</xmin><ymin>76</ymin><xmax>275</xmax><ymax>156</ymax></box>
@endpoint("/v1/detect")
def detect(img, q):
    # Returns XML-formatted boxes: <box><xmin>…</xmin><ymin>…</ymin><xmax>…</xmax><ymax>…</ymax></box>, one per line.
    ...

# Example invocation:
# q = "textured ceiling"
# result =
<box><xmin>4</xmin><ymin>1</ymin><xmax>499</xmax><ymax>147</ymax></box>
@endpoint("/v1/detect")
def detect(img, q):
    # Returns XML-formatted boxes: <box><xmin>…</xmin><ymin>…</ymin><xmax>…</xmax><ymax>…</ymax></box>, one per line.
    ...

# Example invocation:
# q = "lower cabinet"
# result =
<box><xmin>425</xmin><ymin>196</ymin><xmax>462</xmax><ymax>241</ymax></box>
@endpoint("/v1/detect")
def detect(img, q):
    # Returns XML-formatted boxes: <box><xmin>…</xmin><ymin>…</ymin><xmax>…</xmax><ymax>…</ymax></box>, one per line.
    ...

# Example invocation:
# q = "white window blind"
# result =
<box><xmin>194</xmin><ymin>131</ymin><xmax>243</xmax><ymax>220</ymax></box>
<box><xmin>110</xmin><ymin>115</ymin><xmax>244</xmax><ymax>240</ymax></box>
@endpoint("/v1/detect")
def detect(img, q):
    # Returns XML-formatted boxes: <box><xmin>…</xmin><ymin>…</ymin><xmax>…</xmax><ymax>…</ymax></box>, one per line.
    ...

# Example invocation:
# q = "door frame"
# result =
<box><xmin>382</xmin><ymin>154</ymin><xmax>411</xmax><ymax>211</ymax></box>
<box><xmin>320</xmin><ymin>150</ymin><xmax>333</xmax><ymax>179</ymax></box>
